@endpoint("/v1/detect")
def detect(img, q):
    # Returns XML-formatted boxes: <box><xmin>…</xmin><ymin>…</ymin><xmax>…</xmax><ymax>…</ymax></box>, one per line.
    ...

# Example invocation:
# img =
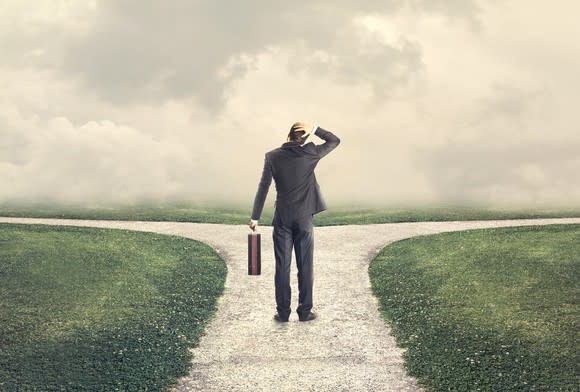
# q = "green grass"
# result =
<box><xmin>0</xmin><ymin>223</ymin><xmax>227</xmax><ymax>391</ymax></box>
<box><xmin>314</xmin><ymin>205</ymin><xmax>580</xmax><ymax>226</ymax></box>
<box><xmin>369</xmin><ymin>224</ymin><xmax>580</xmax><ymax>391</ymax></box>
<box><xmin>0</xmin><ymin>201</ymin><xmax>249</xmax><ymax>224</ymax></box>
<box><xmin>2</xmin><ymin>201</ymin><xmax>580</xmax><ymax>226</ymax></box>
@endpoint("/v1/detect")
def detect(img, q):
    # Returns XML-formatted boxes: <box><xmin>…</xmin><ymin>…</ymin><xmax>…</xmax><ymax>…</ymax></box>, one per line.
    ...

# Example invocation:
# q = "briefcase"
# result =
<box><xmin>247</xmin><ymin>231</ymin><xmax>261</xmax><ymax>275</ymax></box>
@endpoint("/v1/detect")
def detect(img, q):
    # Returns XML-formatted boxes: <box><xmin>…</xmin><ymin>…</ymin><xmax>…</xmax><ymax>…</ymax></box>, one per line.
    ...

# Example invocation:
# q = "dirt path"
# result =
<box><xmin>2</xmin><ymin>216</ymin><xmax>578</xmax><ymax>391</ymax></box>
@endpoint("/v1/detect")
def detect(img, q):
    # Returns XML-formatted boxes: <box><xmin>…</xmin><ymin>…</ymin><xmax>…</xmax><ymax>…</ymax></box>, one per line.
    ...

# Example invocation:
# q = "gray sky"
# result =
<box><xmin>1</xmin><ymin>0</ymin><xmax>578</xmax><ymax>207</ymax></box>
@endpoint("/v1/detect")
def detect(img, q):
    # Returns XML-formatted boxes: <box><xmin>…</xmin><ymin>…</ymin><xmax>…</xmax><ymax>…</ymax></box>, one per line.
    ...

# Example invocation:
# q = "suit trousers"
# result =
<box><xmin>272</xmin><ymin>211</ymin><xmax>314</xmax><ymax>319</ymax></box>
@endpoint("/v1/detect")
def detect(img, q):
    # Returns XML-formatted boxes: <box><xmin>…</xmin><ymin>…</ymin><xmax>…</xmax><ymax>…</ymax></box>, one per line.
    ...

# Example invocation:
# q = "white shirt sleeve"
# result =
<box><xmin>251</xmin><ymin>219</ymin><xmax>258</xmax><ymax>225</ymax></box>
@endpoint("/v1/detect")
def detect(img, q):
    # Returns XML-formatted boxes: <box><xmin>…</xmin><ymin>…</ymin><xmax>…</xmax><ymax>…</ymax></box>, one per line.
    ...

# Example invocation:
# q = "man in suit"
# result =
<box><xmin>249</xmin><ymin>122</ymin><xmax>341</xmax><ymax>322</ymax></box>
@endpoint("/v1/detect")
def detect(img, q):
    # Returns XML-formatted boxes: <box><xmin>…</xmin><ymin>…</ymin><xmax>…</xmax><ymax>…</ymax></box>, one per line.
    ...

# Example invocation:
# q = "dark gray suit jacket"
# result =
<box><xmin>251</xmin><ymin>127</ymin><xmax>340</xmax><ymax>226</ymax></box>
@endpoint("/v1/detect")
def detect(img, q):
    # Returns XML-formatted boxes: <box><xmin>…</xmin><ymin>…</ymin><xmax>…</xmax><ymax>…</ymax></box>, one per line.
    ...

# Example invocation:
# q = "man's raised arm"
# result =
<box><xmin>313</xmin><ymin>126</ymin><xmax>340</xmax><ymax>158</ymax></box>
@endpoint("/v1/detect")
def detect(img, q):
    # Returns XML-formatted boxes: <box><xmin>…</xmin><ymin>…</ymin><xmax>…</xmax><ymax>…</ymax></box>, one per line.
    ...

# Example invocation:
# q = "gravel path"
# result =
<box><xmin>1</xmin><ymin>216</ymin><xmax>579</xmax><ymax>391</ymax></box>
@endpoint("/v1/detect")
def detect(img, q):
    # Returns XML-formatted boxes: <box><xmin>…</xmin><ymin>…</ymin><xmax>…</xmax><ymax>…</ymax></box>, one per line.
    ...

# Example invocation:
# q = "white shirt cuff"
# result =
<box><xmin>251</xmin><ymin>219</ymin><xmax>258</xmax><ymax>224</ymax></box>
<box><xmin>312</xmin><ymin>124</ymin><xmax>318</xmax><ymax>134</ymax></box>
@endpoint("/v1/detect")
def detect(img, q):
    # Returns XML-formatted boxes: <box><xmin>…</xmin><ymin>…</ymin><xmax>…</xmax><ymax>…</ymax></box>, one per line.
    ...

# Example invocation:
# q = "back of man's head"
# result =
<box><xmin>288</xmin><ymin>122</ymin><xmax>309</xmax><ymax>145</ymax></box>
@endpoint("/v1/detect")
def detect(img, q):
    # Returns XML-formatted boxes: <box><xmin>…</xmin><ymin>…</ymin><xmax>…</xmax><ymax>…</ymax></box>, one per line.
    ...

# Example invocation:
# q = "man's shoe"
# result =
<box><xmin>273</xmin><ymin>313</ymin><xmax>289</xmax><ymax>322</ymax></box>
<box><xmin>298</xmin><ymin>312</ymin><xmax>317</xmax><ymax>322</ymax></box>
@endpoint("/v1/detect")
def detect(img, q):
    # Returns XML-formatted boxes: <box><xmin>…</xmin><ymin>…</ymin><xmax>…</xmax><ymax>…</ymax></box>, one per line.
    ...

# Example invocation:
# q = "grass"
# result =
<box><xmin>1</xmin><ymin>201</ymin><xmax>580</xmax><ymax>226</ymax></box>
<box><xmin>0</xmin><ymin>223</ymin><xmax>227</xmax><ymax>391</ymax></box>
<box><xmin>369</xmin><ymin>224</ymin><xmax>580</xmax><ymax>391</ymax></box>
<box><xmin>314</xmin><ymin>205</ymin><xmax>580</xmax><ymax>226</ymax></box>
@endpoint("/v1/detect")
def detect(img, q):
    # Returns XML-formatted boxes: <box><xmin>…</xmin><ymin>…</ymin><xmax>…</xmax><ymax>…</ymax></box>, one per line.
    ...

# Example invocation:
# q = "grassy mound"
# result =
<box><xmin>0</xmin><ymin>224</ymin><xmax>227</xmax><ymax>391</ymax></box>
<box><xmin>369</xmin><ymin>224</ymin><xmax>579</xmax><ymax>391</ymax></box>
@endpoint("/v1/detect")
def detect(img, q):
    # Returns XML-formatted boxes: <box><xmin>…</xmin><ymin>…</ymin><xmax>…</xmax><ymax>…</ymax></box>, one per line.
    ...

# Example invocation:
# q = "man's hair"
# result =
<box><xmin>288</xmin><ymin>123</ymin><xmax>308</xmax><ymax>144</ymax></box>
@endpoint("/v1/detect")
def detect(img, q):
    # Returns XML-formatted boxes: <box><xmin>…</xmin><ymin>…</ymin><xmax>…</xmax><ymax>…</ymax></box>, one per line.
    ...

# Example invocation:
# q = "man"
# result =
<box><xmin>249</xmin><ymin>122</ymin><xmax>341</xmax><ymax>322</ymax></box>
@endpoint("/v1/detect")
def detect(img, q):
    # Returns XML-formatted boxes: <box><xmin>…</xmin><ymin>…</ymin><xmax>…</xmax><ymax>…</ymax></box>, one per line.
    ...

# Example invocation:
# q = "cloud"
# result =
<box><xmin>1</xmin><ymin>1</ymin><xmax>476</xmax><ymax>111</ymax></box>
<box><xmin>0</xmin><ymin>1</ymin><xmax>578</xmax><ymax>207</ymax></box>
<box><xmin>413</xmin><ymin>80</ymin><xmax>580</xmax><ymax>205</ymax></box>
<box><xmin>0</xmin><ymin>106</ymin><xmax>200</xmax><ymax>204</ymax></box>
<box><xmin>418</xmin><ymin>140</ymin><xmax>580</xmax><ymax>205</ymax></box>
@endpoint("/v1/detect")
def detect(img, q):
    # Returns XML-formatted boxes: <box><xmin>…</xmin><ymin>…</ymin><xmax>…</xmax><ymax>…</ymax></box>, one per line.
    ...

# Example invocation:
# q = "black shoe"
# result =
<box><xmin>298</xmin><ymin>312</ymin><xmax>317</xmax><ymax>322</ymax></box>
<box><xmin>273</xmin><ymin>313</ymin><xmax>289</xmax><ymax>322</ymax></box>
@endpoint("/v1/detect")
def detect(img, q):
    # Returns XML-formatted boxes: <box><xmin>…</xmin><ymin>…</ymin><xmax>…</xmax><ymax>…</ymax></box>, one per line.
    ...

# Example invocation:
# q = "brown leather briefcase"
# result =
<box><xmin>248</xmin><ymin>231</ymin><xmax>261</xmax><ymax>275</ymax></box>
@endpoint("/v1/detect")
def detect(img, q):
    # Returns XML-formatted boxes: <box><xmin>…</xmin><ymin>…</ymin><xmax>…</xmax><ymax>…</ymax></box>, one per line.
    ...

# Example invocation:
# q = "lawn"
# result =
<box><xmin>369</xmin><ymin>224</ymin><xmax>579</xmax><ymax>391</ymax></box>
<box><xmin>1</xmin><ymin>201</ymin><xmax>580</xmax><ymax>226</ymax></box>
<box><xmin>0</xmin><ymin>223</ymin><xmax>227</xmax><ymax>391</ymax></box>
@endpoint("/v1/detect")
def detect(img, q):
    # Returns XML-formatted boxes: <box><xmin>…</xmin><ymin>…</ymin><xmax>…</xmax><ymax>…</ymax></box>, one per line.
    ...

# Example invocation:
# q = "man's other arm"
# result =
<box><xmin>314</xmin><ymin>127</ymin><xmax>341</xmax><ymax>158</ymax></box>
<box><xmin>250</xmin><ymin>154</ymin><xmax>273</xmax><ymax>222</ymax></box>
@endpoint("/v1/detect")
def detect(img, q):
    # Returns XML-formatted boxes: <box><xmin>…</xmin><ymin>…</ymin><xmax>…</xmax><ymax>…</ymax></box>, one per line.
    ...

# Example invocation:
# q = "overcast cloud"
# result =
<box><xmin>0</xmin><ymin>0</ymin><xmax>578</xmax><ymax>207</ymax></box>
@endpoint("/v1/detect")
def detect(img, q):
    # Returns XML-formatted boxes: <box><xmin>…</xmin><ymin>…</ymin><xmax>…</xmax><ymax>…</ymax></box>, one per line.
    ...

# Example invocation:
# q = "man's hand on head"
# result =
<box><xmin>292</xmin><ymin>122</ymin><xmax>315</xmax><ymax>136</ymax></box>
<box><xmin>292</xmin><ymin>122</ymin><xmax>309</xmax><ymax>132</ymax></box>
